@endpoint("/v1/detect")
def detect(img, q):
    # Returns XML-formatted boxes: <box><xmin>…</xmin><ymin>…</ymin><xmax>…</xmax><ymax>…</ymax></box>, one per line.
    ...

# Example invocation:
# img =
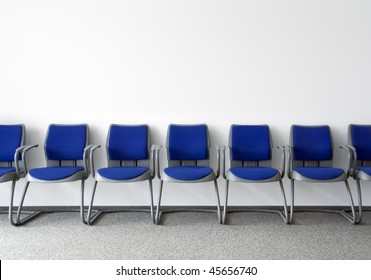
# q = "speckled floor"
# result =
<box><xmin>0</xmin><ymin>210</ymin><xmax>370</xmax><ymax>259</ymax></box>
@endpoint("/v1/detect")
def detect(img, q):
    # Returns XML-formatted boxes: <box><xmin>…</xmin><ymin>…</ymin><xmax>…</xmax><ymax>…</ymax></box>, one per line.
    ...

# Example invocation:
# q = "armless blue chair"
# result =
<box><xmin>287</xmin><ymin>125</ymin><xmax>356</xmax><ymax>224</ymax></box>
<box><xmin>86</xmin><ymin>124</ymin><xmax>156</xmax><ymax>224</ymax></box>
<box><xmin>0</xmin><ymin>124</ymin><xmax>37</xmax><ymax>225</ymax></box>
<box><xmin>347</xmin><ymin>124</ymin><xmax>371</xmax><ymax>223</ymax></box>
<box><xmin>155</xmin><ymin>124</ymin><xmax>222</xmax><ymax>224</ymax></box>
<box><xmin>16</xmin><ymin>124</ymin><xmax>93</xmax><ymax>225</ymax></box>
<box><xmin>222</xmin><ymin>125</ymin><xmax>288</xmax><ymax>224</ymax></box>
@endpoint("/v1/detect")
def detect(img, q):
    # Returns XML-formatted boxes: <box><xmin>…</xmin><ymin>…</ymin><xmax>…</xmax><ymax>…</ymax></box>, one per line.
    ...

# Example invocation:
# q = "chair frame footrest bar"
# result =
<box><xmin>156</xmin><ymin>208</ymin><xmax>220</xmax><ymax>225</ymax></box>
<box><xmin>86</xmin><ymin>208</ymin><xmax>154</xmax><ymax>225</ymax></box>
<box><xmin>291</xmin><ymin>208</ymin><xmax>358</xmax><ymax>224</ymax></box>
<box><xmin>225</xmin><ymin>209</ymin><xmax>288</xmax><ymax>224</ymax></box>
<box><xmin>16</xmin><ymin>211</ymin><xmax>43</xmax><ymax>226</ymax></box>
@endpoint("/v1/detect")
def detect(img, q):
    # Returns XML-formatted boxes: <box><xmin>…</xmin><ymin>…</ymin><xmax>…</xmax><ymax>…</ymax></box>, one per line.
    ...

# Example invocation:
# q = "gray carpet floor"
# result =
<box><xmin>0</xmin><ymin>210</ymin><xmax>370</xmax><ymax>260</ymax></box>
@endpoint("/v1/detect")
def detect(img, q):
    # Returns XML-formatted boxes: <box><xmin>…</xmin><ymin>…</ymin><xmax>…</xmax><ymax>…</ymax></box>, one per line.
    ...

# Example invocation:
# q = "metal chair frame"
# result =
<box><xmin>86</xmin><ymin>124</ymin><xmax>156</xmax><ymax>225</ymax></box>
<box><xmin>0</xmin><ymin>124</ymin><xmax>39</xmax><ymax>225</ymax></box>
<box><xmin>155</xmin><ymin>124</ymin><xmax>223</xmax><ymax>224</ymax></box>
<box><xmin>221</xmin><ymin>125</ymin><xmax>289</xmax><ymax>224</ymax></box>
<box><xmin>15</xmin><ymin>124</ymin><xmax>94</xmax><ymax>225</ymax></box>
<box><xmin>346</xmin><ymin>124</ymin><xmax>371</xmax><ymax>224</ymax></box>
<box><xmin>287</xmin><ymin>125</ymin><xmax>357</xmax><ymax>224</ymax></box>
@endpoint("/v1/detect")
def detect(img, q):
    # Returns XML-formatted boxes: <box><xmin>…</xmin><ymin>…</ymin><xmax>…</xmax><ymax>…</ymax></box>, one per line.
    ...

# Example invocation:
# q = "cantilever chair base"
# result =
<box><xmin>87</xmin><ymin>208</ymin><xmax>154</xmax><ymax>225</ymax></box>
<box><xmin>86</xmin><ymin>176</ymin><xmax>155</xmax><ymax>225</ymax></box>
<box><xmin>289</xmin><ymin>179</ymin><xmax>357</xmax><ymax>225</ymax></box>
<box><xmin>0</xmin><ymin>176</ymin><xmax>42</xmax><ymax>226</ymax></box>
<box><xmin>155</xmin><ymin>179</ymin><xmax>222</xmax><ymax>225</ymax></box>
<box><xmin>224</xmin><ymin>208</ymin><xmax>288</xmax><ymax>224</ymax></box>
<box><xmin>16</xmin><ymin>177</ymin><xmax>92</xmax><ymax>225</ymax></box>
<box><xmin>288</xmin><ymin>207</ymin><xmax>357</xmax><ymax>224</ymax></box>
<box><xmin>223</xmin><ymin>179</ymin><xmax>289</xmax><ymax>224</ymax></box>
<box><xmin>156</xmin><ymin>208</ymin><xmax>221</xmax><ymax>225</ymax></box>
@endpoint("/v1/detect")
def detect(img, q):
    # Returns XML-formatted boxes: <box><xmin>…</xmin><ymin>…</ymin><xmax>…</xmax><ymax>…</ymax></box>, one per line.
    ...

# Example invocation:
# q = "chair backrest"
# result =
<box><xmin>0</xmin><ymin>124</ymin><xmax>25</xmax><ymax>165</ymax></box>
<box><xmin>167</xmin><ymin>124</ymin><xmax>210</xmax><ymax>166</ymax></box>
<box><xmin>45</xmin><ymin>124</ymin><xmax>88</xmax><ymax>165</ymax></box>
<box><xmin>290</xmin><ymin>125</ymin><xmax>333</xmax><ymax>167</ymax></box>
<box><xmin>107</xmin><ymin>124</ymin><xmax>150</xmax><ymax>167</ymax></box>
<box><xmin>229</xmin><ymin>124</ymin><xmax>272</xmax><ymax>167</ymax></box>
<box><xmin>349</xmin><ymin>124</ymin><xmax>371</xmax><ymax>165</ymax></box>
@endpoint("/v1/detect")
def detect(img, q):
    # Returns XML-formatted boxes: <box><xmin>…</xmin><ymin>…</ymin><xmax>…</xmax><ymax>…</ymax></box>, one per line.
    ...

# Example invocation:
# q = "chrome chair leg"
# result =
<box><xmin>155</xmin><ymin>180</ymin><xmax>164</xmax><ymax>224</ymax></box>
<box><xmin>15</xmin><ymin>182</ymin><xmax>42</xmax><ymax>226</ymax></box>
<box><xmin>289</xmin><ymin>179</ymin><xmax>295</xmax><ymax>224</ymax></box>
<box><xmin>213</xmin><ymin>180</ymin><xmax>222</xmax><ymax>224</ymax></box>
<box><xmin>9</xmin><ymin>179</ymin><xmax>18</xmax><ymax>226</ymax></box>
<box><xmin>279</xmin><ymin>180</ymin><xmax>289</xmax><ymax>224</ymax></box>
<box><xmin>223</xmin><ymin>180</ymin><xmax>229</xmax><ymax>224</ymax></box>
<box><xmin>355</xmin><ymin>178</ymin><xmax>363</xmax><ymax>223</ymax></box>
<box><xmin>339</xmin><ymin>180</ymin><xmax>356</xmax><ymax>224</ymax></box>
<box><xmin>80</xmin><ymin>179</ymin><xmax>87</xmax><ymax>224</ymax></box>
<box><xmin>87</xmin><ymin>180</ymin><xmax>98</xmax><ymax>225</ymax></box>
<box><xmin>149</xmin><ymin>179</ymin><xmax>155</xmax><ymax>224</ymax></box>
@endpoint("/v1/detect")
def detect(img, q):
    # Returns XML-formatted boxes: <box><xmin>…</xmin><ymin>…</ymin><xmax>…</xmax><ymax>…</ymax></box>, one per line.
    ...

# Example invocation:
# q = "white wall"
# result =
<box><xmin>1</xmin><ymin>0</ymin><xmax>370</xmax><ymax>207</ymax></box>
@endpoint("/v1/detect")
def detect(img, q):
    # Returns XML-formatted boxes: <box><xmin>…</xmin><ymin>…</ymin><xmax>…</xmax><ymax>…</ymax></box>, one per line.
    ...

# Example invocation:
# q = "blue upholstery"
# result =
<box><xmin>0</xmin><ymin>167</ymin><xmax>16</xmax><ymax>177</ymax></box>
<box><xmin>164</xmin><ymin>166</ymin><xmax>213</xmax><ymax>180</ymax></box>
<box><xmin>230</xmin><ymin>167</ymin><xmax>278</xmax><ymax>180</ymax></box>
<box><xmin>45</xmin><ymin>125</ymin><xmax>87</xmax><ymax>160</ymax></box>
<box><xmin>356</xmin><ymin>166</ymin><xmax>371</xmax><ymax>176</ymax></box>
<box><xmin>98</xmin><ymin>166</ymin><xmax>149</xmax><ymax>180</ymax></box>
<box><xmin>292</xmin><ymin>125</ymin><xmax>332</xmax><ymax>161</ymax></box>
<box><xmin>108</xmin><ymin>125</ymin><xmax>148</xmax><ymax>161</ymax></box>
<box><xmin>231</xmin><ymin>125</ymin><xmax>271</xmax><ymax>161</ymax></box>
<box><xmin>294</xmin><ymin>167</ymin><xmax>344</xmax><ymax>180</ymax></box>
<box><xmin>0</xmin><ymin>125</ymin><xmax>23</xmax><ymax>162</ymax></box>
<box><xmin>168</xmin><ymin>125</ymin><xmax>208</xmax><ymax>160</ymax></box>
<box><xmin>350</xmin><ymin>125</ymin><xmax>371</xmax><ymax>161</ymax></box>
<box><xmin>29</xmin><ymin>166</ymin><xmax>84</xmax><ymax>181</ymax></box>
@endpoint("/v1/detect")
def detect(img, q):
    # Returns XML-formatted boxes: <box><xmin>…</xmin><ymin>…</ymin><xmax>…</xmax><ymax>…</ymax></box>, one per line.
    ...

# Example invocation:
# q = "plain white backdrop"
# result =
<box><xmin>0</xmin><ymin>0</ymin><xmax>370</xmax><ymax>207</ymax></box>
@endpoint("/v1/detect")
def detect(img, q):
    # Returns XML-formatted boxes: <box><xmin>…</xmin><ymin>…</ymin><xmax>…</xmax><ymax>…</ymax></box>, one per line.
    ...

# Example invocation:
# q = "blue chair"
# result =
<box><xmin>86</xmin><ymin>124</ymin><xmax>156</xmax><ymax>224</ymax></box>
<box><xmin>347</xmin><ymin>124</ymin><xmax>371</xmax><ymax>223</ymax></box>
<box><xmin>222</xmin><ymin>125</ymin><xmax>288</xmax><ymax>224</ymax></box>
<box><xmin>287</xmin><ymin>125</ymin><xmax>356</xmax><ymax>224</ymax></box>
<box><xmin>0</xmin><ymin>124</ymin><xmax>37</xmax><ymax>225</ymax></box>
<box><xmin>16</xmin><ymin>124</ymin><xmax>93</xmax><ymax>225</ymax></box>
<box><xmin>155</xmin><ymin>124</ymin><xmax>223</xmax><ymax>224</ymax></box>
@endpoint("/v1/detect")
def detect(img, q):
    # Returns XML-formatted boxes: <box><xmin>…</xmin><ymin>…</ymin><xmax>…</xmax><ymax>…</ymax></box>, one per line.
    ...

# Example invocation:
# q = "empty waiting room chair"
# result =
<box><xmin>287</xmin><ymin>125</ymin><xmax>357</xmax><ymax>224</ymax></box>
<box><xmin>86</xmin><ymin>124</ymin><xmax>156</xmax><ymax>224</ymax></box>
<box><xmin>347</xmin><ymin>124</ymin><xmax>371</xmax><ymax>223</ymax></box>
<box><xmin>155</xmin><ymin>124</ymin><xmax>223</xmax><ymax>224</ymax></box>
<box><xmin>16</xmin><ymin>124</ymin><xmax>93</xmax><ymax>225</ymax></box>
<box><xmin>222</xmin><ymin>124</ymin><xmax>288</xmax><ymax>224</ymax></box>
<box><xmin>0</xmin><ymin>124</ymin><xmax>37</xmax><ymax>225</ymax></box>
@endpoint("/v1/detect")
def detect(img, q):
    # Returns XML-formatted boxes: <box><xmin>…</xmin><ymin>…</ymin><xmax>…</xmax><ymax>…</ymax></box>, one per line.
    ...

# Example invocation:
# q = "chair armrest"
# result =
<box><xmin>150</xmin><ymin>144</ymin><xmax>159</xmax><ymax>179</ymax></box>
<box><xmin>84</xmin><ymin>145</ymin><xmax>101</xmax><ymax>177</ymax></box>
<box><xmin>214</xmin><ymin>145</ymin><xmax>226</xmax><ymax>179</ymax></box>
<box><xmin>345</xmin><ymin>145</ymin><xmax>357</xmax><ymax>177</ymax></box>
<box><xmin>285</xmin><ymin>145</ymin><xmax>293</xmax><ymax>179</ymax></box>
<box><xmin>339</xmin><ymin>145</ymin><xmax>354</xmax><ymax>176</ymax></box>
<box><xmin>154</xmin><ymin>145</ymin><xmax>163</xmax><ymax>179</ymax></box>
<box><xmin>14</xmin><ymin>144</ymin><xmax>39</xmax><ymax>177</ymax></box>
<box><xmin>275</xmin><ymin>145</ymin><xmax>286</xmax><ymax>178</ymax></box>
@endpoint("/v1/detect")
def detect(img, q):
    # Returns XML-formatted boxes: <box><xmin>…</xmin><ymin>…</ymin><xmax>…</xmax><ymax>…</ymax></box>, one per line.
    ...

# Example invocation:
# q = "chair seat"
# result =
<box><xmin>229</xmin><ymin>167</ymin><xmax>278</xmax><ymax>180</ymax></box>
<box><xmin>97</xmin><ymin>166</ymin><xmax>149</xmax><ymax>180</ymax></box>
<box><xmin>164</xmin><ymin>166</ymin><xmax>214</xmax><ymax>181</ymax></box>
<box><xmin>0</xmin><ymin>167</ymin><xmax>16</xmax><ymax>177</ymax></box>
<box><xmin>294</xmin><ymin>167</ymin><xmax>345</xmax><ymax>180</ymax></box>
<box><xmin>29</xmin><ymin>166</ymin><xmax>84</xmax><ymax>181</ymax></box>
<box><xmin>356</xmin><ymin>166</ymin><xmax>371</xmax><ymax>176</ymax></box>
